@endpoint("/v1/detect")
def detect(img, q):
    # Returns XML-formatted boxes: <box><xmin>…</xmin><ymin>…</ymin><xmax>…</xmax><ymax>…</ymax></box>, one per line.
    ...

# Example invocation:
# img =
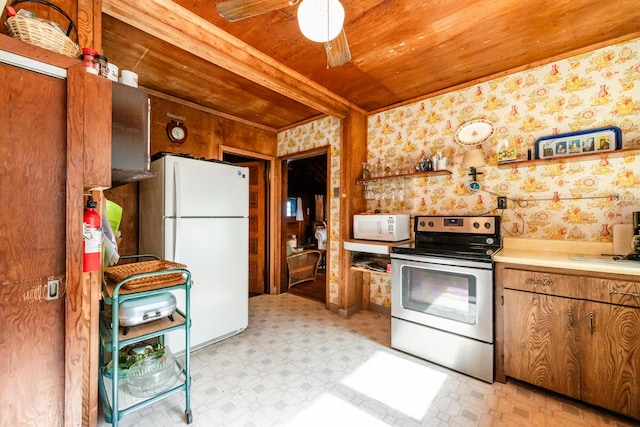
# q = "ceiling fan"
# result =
<box><xmin>216</xmin><ymin>0</ymin><xmax>351</xmax><ymax>67</ymax></box>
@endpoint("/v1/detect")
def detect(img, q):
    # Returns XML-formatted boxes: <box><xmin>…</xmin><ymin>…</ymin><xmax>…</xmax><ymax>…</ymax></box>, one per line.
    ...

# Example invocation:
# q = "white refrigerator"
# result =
<box><xmin>139</xmin><ymin>155</ymin><xmax>249</xmax><ymax>353</ymax></box>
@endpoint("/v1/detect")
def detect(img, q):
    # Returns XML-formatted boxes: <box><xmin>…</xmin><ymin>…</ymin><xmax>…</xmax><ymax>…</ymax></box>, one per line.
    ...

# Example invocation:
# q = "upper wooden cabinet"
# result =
<box><xmin>500</xmin><ymin>267</ymin><xmax>640</xmax><ymax>421</ymax></box>
<box><xmin>73</xmin><ymin>68</ymin><xmax>112</xmax><ymax>189</ymax></box>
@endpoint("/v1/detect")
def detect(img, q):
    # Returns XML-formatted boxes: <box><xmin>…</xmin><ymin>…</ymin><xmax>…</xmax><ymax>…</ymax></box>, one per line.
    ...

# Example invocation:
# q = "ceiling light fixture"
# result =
<box><xmin>297</xmin><ymin>0</ymin><xmax>344</xmax><ymax>43</ymax></box>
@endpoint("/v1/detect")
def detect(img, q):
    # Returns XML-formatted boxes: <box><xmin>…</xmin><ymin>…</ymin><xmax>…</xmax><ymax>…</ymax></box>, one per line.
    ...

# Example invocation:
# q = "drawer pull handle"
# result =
<box><xmin>525</xmin><ymin>278</ymin><xmax>552</xmax><ymax>286</ymax></box>
<box><xmin>567</xmin><ymin>307</ymin><xmax>573</xmax><ymax>330</ymax></box>
<box><xmin>609</xmin><ymin>289</ymin><xmax>640</xmax><ymax>298</ymax></box>
<box><xmin>589</xmin><ymin>312</ymin><xmax>594</xmax><ymax>334</ymax></box>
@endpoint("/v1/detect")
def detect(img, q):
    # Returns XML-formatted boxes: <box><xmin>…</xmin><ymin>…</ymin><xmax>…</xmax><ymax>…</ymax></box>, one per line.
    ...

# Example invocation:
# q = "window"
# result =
<box><xmin>286</xmin><ymin>197</ymin><xmax>297</xmax><ymax>217</ymax></box>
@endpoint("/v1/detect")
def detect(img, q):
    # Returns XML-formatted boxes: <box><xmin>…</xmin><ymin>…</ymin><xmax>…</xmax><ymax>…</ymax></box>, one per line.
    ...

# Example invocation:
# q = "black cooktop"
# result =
<box><xmin>391</xmin><ymin>241</ymin><xmax>500</xmax><ymax>261</ymax></box>
<box><xmin>391</xmin><ymin>215</ymin><xmax>502</xmax><ymax>262</ymax></box>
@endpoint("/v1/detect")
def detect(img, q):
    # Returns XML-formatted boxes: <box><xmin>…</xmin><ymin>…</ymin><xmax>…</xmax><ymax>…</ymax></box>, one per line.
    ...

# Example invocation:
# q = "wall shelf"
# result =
<box><xmin>350</xmin><ymin>266</ymin><xmax>391</xmax><ymax>276</ymax></box>
<box><xmin>356</xmin><ymin>169</ymin><xmax>451</xmax><ymax>185</ymax></box>
<box><xmin>496</xmin><ymin>148</ymin><xmax>639</xmax><ymax>168</ymax></box>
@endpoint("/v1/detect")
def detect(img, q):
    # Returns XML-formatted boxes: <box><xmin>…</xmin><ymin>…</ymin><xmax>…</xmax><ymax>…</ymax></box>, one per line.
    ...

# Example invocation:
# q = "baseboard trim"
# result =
<box><xmin>369</xmin><ymin>303</ymin><xmax>391</xmax><ymax>316</ymax></box>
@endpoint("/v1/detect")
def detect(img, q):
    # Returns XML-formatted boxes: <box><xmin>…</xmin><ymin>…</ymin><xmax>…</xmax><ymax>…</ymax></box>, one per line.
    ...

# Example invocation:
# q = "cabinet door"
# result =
<box><xmin>580</xmin><ymin>302</ymin><xmax>640</xmax><ymax>420</ymax></box>
<box><xmin>503</xmin><ymin>289</ymin><xmax>580</xmax><ymax>398</ymax></box>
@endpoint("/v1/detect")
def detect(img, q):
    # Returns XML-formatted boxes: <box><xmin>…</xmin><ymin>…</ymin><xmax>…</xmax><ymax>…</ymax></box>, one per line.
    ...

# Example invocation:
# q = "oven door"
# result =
<box><xmin>391</xmin><ymin>254</ymin><xmax>494</xmax><ymax>343</ymax></box>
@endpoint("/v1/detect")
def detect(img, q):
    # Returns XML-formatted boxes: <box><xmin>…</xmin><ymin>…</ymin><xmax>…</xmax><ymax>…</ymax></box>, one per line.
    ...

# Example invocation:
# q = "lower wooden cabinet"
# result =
<box><xmin>501</xmin><ymin>267</ymin><xmax>640</xmax><ymax>420</ymax></box>
<box><xmin>579</xmin><ymin>300</ymin><xmax>640</xmax><ymax>419</ymax></box>
<box><xmin>504</xmin><ymin>289</ymin><xmax>580</xmax><ymax>398</ymax></box>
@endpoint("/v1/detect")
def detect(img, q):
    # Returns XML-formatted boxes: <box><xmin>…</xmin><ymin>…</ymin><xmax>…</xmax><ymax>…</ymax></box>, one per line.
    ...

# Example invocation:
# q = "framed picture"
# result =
<box><xmin>534</xmin><ymin>126</ymin><xmax>622</xmax><ymax>160</ymax></box>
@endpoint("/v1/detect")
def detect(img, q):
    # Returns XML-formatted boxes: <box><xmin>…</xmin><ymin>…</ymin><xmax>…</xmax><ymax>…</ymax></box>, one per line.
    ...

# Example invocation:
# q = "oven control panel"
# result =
<box><xmin>415</xmin><ymin>216</ymin><xmax>498</xmax><ymax>234</ymax></box>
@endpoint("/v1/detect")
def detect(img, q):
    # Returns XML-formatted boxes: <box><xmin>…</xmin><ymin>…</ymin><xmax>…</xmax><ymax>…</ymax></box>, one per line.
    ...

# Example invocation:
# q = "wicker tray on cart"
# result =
<box><xmin>104</xmin><ymin>260</ymin><xmax>188</xmax><ymax>291</ymax></box>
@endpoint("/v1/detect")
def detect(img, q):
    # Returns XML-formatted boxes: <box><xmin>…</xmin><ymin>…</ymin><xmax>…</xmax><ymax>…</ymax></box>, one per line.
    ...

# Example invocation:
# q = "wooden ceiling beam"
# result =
<box><xmin>102</xmin><ymin>0</ymin><xmax>365</xmax><ymax>119</ymax></box>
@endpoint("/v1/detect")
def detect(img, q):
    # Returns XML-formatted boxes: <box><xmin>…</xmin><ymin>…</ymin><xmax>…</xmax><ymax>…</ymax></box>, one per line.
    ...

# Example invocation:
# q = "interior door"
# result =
<box><xmin>245</xmin><ymin>161</ymin><xmax>268</xmax><ymax>294</ymax></box>
<box><xmin>0</xmin><ymin>62</ymin><xmax>66</xmax><ymax>424</ymax></box>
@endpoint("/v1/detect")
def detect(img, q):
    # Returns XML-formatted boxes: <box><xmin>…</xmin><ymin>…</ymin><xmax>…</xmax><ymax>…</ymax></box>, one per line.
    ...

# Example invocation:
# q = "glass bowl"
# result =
<box><xmin>126</xmin><ymin>347</ymin><xmax>179</xmax><ymax>397</ymax></box>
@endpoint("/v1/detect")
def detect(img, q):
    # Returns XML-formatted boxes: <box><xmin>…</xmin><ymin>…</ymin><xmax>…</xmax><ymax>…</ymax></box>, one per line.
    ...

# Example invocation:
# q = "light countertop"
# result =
<box><xmin>343</xmin><ymin>239</ymin><xmax>412</xmax><ymax>255</ymax></box>
<box><xmin>495</xmin><ymin>238</ymin><xmax>640</xmax><ymax>277</ymax></box>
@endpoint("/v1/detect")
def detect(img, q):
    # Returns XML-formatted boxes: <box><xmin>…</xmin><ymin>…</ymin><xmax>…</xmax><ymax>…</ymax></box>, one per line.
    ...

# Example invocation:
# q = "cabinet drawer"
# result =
<box><xmin>586</xmin><ymin>277</ymin><xmax>640</xmax><ymax>307</ymax></box>
<box><xmin>503</xmin><ymin>268</ymin><xmax>580</xmax><ymax>298</ymax></box>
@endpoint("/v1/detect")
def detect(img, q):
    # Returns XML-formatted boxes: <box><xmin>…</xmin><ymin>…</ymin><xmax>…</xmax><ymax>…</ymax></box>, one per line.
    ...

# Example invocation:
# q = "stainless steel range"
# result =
<box><xmin>390</xmin><ymin>215</ymin><xmax>501</xmax><ymax>383</ymax></box>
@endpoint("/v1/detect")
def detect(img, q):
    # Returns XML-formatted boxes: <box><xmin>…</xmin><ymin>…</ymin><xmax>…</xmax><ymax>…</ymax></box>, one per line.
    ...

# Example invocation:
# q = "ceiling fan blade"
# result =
<box><xmin>216</xmin><ymin>0</ymin><xmax>298</xmax><ymax>22</ymax></box>
<box><xmin>325</xmin><ymin>30</ymin><xmax>351</xmax><ymax>67</ymax></box>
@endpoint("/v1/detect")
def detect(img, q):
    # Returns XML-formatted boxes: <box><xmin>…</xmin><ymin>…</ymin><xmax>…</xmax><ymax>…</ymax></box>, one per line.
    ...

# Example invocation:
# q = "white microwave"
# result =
<box><xmin>353</xmin><ymin>214</ymin><xmax>411</xmax><ymax>242</ymax></box>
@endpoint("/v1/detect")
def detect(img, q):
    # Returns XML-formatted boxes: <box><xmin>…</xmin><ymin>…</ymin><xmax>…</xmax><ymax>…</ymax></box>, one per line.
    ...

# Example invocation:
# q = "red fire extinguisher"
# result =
<box><xmin>83</xmin><ymin>196</ymin><xmax>102</xmax><ymax>272</ymax></box>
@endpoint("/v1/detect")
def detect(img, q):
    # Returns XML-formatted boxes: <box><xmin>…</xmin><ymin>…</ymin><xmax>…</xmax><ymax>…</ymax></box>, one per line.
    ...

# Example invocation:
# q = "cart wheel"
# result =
<box><xmin>185</xmin><ymin>409</ymin><xmax>193</xmax><ymax>424</ymax></box>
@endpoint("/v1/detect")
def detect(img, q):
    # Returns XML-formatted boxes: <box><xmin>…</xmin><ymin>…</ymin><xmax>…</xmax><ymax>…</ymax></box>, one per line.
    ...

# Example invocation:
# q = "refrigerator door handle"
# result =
<box><xmin>173</xmin><ymin>161</ymin><xmax>182</xmax><ymax>260</ymax></box>
<box><xmin>174</xmin><ymin>217</ymin><xmax>181</xmax><ymax>260</ymax></box>
<box><xmin>174</xmin><ymin>161</ymin><xmax>182</xmax><ymax>218</ymax></box>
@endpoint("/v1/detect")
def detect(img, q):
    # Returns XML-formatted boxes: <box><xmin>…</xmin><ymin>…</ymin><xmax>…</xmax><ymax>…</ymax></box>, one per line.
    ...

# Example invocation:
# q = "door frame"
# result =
<box><xmin>219</xmin><ymin>145</ymin><xmax>277</xmax><ymax>294</ymax></box>
<box><xmin>279</xmin><ymin>146</ymin><xmax>330</xmax><ymax>305</ymax></box>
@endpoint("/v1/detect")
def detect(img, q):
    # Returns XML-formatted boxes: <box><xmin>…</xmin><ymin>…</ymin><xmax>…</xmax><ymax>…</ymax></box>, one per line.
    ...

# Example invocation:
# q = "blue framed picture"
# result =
<box><xmin>534</xmin><ymin>126</ymin><xmax>622</xmax><ymax>159</ymax></box>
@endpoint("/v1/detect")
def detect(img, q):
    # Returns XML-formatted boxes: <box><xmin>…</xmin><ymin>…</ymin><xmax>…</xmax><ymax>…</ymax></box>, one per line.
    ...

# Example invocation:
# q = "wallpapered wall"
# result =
<box><xmin>278</xmin><ymin>118</ymin><xmax>342</xmax><ymax>305</ymax></box>
<box><xmin>279</xmin><ymin>37</ymin><xmax>640</xmax><ymax>308</ymax></box>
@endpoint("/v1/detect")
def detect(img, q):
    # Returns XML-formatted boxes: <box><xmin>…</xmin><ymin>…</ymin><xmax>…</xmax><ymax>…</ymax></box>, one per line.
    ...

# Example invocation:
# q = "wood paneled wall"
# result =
<box><xmin>107</xmin><ymin>96</ymin><xmax>278</xmax><ymax>254</ymax></box>
<box><xmin>149</xmin><ymin>96</ymin><xmax>277</xmax><ymax>160</ymax></box>
<box><xmin>339</xmin><ymin>110</ymin><xmax>367</xmax><ymax>312</ymax></box>
<box><xmin>103</xmin><ymin>182</ymin><xmax>139</xmax><ymax>256</ymax></box>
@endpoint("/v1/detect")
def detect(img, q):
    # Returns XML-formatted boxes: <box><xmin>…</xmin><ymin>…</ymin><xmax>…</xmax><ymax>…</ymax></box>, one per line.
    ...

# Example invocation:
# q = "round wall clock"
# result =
<box><xmin>166</xmin><ymin>121</ymin><xmax>188</xmax><ymax>144</ymax></box>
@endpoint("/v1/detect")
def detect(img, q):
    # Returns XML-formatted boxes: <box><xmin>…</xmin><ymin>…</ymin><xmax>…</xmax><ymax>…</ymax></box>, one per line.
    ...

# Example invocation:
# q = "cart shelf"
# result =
<box><xmin>99</xmin><ymin>309</ymin><xmax>187</xmax><ymax>346</ymax></box>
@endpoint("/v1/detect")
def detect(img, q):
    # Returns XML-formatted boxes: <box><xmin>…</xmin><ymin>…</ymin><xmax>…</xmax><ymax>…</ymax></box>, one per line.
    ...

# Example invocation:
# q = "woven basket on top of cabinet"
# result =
<box><xmin>5</xmin><ymin>0</ymin><xmax>80</xmax><ymax>58</ymax></box>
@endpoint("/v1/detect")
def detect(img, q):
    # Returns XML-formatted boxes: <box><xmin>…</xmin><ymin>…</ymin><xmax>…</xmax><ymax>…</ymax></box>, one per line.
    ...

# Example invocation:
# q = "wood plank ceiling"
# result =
<box><xmin>101</xmin><ymin>0</ymin><xmax>640</xmax><ymax>131</ymax></box>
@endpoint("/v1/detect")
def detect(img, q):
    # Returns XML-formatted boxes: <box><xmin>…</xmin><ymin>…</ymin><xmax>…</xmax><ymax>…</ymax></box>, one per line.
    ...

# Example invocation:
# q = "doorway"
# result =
<box><xmin>223</xmin><ymin>153</ymin><xmax>270</xmax><ymax>296</ymax></box>
<box><xmin>282</xmin><ymin>152</ymin><xmax>328</xmax><ymax>304</ymax></box>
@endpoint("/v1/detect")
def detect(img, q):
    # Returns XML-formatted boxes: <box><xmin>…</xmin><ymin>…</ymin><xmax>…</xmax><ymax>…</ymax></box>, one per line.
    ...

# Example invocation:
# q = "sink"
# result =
<box><xmin>570</xmin><ymin>254</ymin><xmax>640</xmax><ymax>266</ymax></box>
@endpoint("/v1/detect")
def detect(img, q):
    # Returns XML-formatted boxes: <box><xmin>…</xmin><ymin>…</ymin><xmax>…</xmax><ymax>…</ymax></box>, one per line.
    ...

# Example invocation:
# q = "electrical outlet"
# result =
<box><xmin>497</xmin><ymin>196</ymin><xmax>507</xmax><ymax>210</ymax></box>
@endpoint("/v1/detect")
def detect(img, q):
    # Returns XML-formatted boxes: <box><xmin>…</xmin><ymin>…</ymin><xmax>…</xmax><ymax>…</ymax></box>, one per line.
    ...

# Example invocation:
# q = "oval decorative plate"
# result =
<box><xmin>455</xmin><ymin>119</ymin><xmax>495</xmax><ymax>146</ymax></box>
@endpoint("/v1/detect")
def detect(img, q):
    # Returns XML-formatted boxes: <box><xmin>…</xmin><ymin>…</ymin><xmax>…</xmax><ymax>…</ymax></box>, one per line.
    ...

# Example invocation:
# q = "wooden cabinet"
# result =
<box><xmin>504</xmin><ymin>288</ymin><xmax>580</xmax><ymax>398</ymax></box>
<box><xmin>500</xmin><ymin>267</ymin><xmax>640</xmax><ymax>420</ymax></box>
<box><xmin>1</xmin><ymin>34</ymin><xmax>112</xmax><ymax>426</ymax></box>
<box><xmin>580</xmin><ymin>279</ymin><xmax>640</xmax><ymax>419</ymax></box>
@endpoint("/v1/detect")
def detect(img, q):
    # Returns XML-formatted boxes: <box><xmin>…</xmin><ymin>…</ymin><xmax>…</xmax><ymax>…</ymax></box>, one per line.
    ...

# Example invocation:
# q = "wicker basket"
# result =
<box><xmin>5</xmin><ymin>0</ymin><xmax>80</xmax><ymax>58</ymax></box>
<box><xmin>105</xmin><ymin>260</ymin><xmax>188</xmax><ymax>290</ymax></box>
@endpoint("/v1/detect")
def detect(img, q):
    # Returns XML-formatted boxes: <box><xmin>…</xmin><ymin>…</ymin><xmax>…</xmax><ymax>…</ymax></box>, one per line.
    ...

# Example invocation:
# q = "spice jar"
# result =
<box><xmin>81</xmin><ymin>48</ymin><xmax>99</xmax><ymax>74</ymax></box>
<box><xmin>95</xmin><ymin>55</ymin><xmax>109</xmax><ymax>78</ymax></box>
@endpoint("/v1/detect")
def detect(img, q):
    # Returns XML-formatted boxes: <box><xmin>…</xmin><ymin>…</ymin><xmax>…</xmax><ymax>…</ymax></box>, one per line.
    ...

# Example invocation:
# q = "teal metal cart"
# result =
<box><xmin>98</xmin><ymin>255</ymin><xmax>192</xmax><ymax>426</ymax></box>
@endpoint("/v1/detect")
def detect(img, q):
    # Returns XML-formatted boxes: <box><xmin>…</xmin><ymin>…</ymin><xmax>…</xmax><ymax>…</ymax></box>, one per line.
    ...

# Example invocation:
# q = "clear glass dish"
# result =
<box><xmin>126</xmin><ymin>347</ymin><xmax>180</xmax><ymax>397</ymax></box>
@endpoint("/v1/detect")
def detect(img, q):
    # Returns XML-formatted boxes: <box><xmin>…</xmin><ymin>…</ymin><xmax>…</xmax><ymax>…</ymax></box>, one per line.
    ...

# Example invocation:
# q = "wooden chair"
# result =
<box><xmin>286</xmin><ymin>250</ymin><xmax>322</xmax><ymax>287</ymax></box>
<box><xmin>314</xmin><ymin>228</ymin><xmax>327</xmax><ymax>270</ymax></box>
